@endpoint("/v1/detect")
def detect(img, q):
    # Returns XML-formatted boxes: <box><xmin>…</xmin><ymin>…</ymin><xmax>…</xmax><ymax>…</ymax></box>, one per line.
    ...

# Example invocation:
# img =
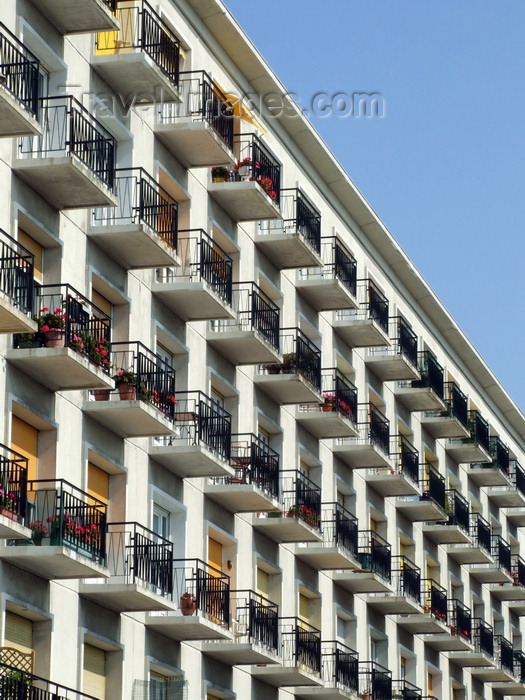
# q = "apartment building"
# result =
<box><xmin>0</xmin><ymin>1</ymin><xmax>523</xmax><ymax>699</ymax></box>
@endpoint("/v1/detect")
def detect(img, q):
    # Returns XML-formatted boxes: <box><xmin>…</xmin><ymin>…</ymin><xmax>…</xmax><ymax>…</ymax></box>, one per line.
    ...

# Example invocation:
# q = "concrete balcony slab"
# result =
<box><xmin>155</xmin><ymin>119</ymin><xmax>236</xmax><ymax>167</ymax></box>
<box><xmin>79</xmin><ymin>582</ymin><xmax>177</xmax><ymax>612</ymax></box>
<box><xmin>0</xmin><ymin>87</ymin><xmax>42</xmax><ymax>137</ymax></box>
<box><xmin>255</xmin><ymin>231</ymin><xmax>323</xmax><ymax>269</ymax></box>
<box><xmin>34</xmin><ymin>0</ymin><xmax>119</xmax><ymax>33</ymax></box>
<box><xmin>209</xmin><ymin>180</ymin><xmax>282</xmax><ymax>222</ymax></box>
<box><xmin>152</xmin><ymin>280</ymin><xmax>235</xmax><ymax>321</ymax></box>
<box><xmin>87</xmin><ymin>223</ymin><xmax>181</xmax><ymax>270</ymax></box>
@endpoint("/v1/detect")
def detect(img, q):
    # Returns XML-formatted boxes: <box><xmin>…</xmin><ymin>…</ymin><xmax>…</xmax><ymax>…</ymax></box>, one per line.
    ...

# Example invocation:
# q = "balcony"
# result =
<box><xmin>0</xmin><ymin>229</ymin><xmax>37</xmax><ymax>334</ymax></box>
<box><xmin>365</xmin><ymin>316</ymin><xmax>419</xmax><ymax>381</ymax></box>
<box><xmin>209</xmin><ymin>133</ymin><xmax>282</xmax><ymax>221</ymax></box>
<box><xmin>8</xmin><ymin>284</ymin><xmax>113</xmax><ymax>391</ymax></box>
<box><xmin>0</xmin><ymin>24</ymin><xmax>41</xmax><ymax>137</ymax></box>
<box><xmin>471</xmin><ymin>635</ymin><xmax>517</xmax><ymax>682</ymax></box>
<box><xmin>445</xmin><ymin>410</ymin><xmax>491</xmax><ymax>463</ymax></box>
<box><xmin>396</xmin><ymin>351</ymin><xmax>446</xmax><ymax>411</ymax></box>
<box><xmin>358</xmin><ymin>661</ymin><xmax>392</xmax><ymax>700</ymax></box>
<box><xmin>420</xmin><ymin>382</ymin><xmax>470</xmax><ymax>438</ymax></box>
<box><xmin>425</xmin><ymin>599</ymin><xmax>473</xmax><ymax>652</ymax></box>
<box><xmin>333</xmin><ymin>279</ymin><xmax>390</xmax><ymax>348</ymax></box>
<box><xmin>332</xmin><ymin>530</ymin><xmax>392</xmax><ymax>594</ymax></box>
<box><xmin>470</xmin><ymin>435</ymin><xmax>511</xmax><ymax>487</ymax></box>
<box><xmin>332</xmin><ymin>403</ymin><xmax>393</xmax><ymax>469</ymax></box>
<box><xmin>363</xmin><ymin>436</ymin><xmax>420</xmax><ymax>497</ymax></box>
<box><xmin>155</xmin><ymin>71</ymin><xmax>235</xmax><ymax>166</ymax></box>
<box><xmin>395</xmin><ymin>463</ymin><xmax>446</xmax><ymax>521</ymax></box>
<box><xmin>199</xmin><ymin>590</ymin><xmax>279</xmax><ymax>665</ymax></box>
<box><xmin>364</xmin><ymin>556</ymin><xmax>422</xmax><ymax>615</ymax></box>
<box><xmin>0</xmin><ymin>479</ymin><xmax>108</xmax><ymax>579</ymax></box>
<box><xmin>444</xmin><ymin>512</ymin><xmax>492</xmax><ymax>564</ymax></box>
<box><xmin>490</xmin><ymin>651</ymin><xmax>525</xmax><ymax>695</ymax></box>
<box><xmin>394</xmin><ymin>579</ymin><xmax>448</xmax><ymax>635</ymax></box>
<box><xmin>486</xmin><ymin>459</ymin><xmax>525</xmax><ymax>507</ymax></box>
<box><xmin>467</xmin><ymin>534</ymin><xmax>513</xmax><ymax>583</ymax></box>
<box><xmin>250</xmin><ymin>470</ymin><xmax>322</xmax><ymax>544</ymax></box>
<box><xmin>146</xmin><ymin>559</ymin><xmax>232</xmax><ymax>641</ymax></box>
<box><xmin>14</xmin><ymin>96</ymin><xmax>116</xmax><ymax>209</ymax></box>
<box><xmin>0</xmin><ymin>663</ymin><xmax>102</xmax><ymax>700</ymax></box>
<box><xmin>206</xmin><ymin>282</ymin><xmax>280</xmax><ymax>365</ymax></box>
<box><xmin>203</xmin><ymin>434</ymin><xmax>281</xmax><ymax>512</ymax></box>
<box><xmin>79</xmin><ymin>522</ymin><xmax>175</xmax><ymax>612</ymax></box>
<box><xmin>296</xmin><ymin>369</ymin><xmax>358</xmax><ymax>438</ymax></box>
<box><xmin>296</xmin><ymin>237</ymin><xmax>358</xmax><ymax>311</ymax></box>
<box><xmin>84</xmin><ymin>341</ymin><xmax>175</xmax><ymax>436</ymax></box>
<box><xmin>292</xmin><ymin>503</ymin><xmax>360</xmax><ymax>570</ymax></box>
<box><xmin>89</xmin><ymin>168</ymin><xmax>180</xmax><ymax>269</ymax></box>
<box><xmin>0</xmin><ymin>444</ymin><xmax>32</xmax><ymax>540</ymax></box>
<box><xmin>448</xmin><ymin>618</ymin><xmax>495</xmax><ymax>667</ymax></box>
<box><xmin>391</xmin><ymin>681</ymin><xmax>422</xmax><ymax>700</ymax></box>
<box><xmin>256</xmin><ymin>188</ymin><xmax>322</xmax><ymax>268</ymax></box>
<box><xmin>487</xmin><ymin>555</ymin><xmax>525</xmax><ymax>601</ymax></box>
<box><xmin>153</xmin><ymin>229</ymin><xmax>234</xmax><ymax>321</ymax></box>
<box><xmin>421</xmin><ymin>489</ymin><xmax>471</xmax><ymax>544</ymax></box>
<box><xmin>94</xmin><ymin>0</ymin><xmax>180</xmax><ymax>102</ymax></box>
<box><xmin>255</xmin><ymin>328</ymin><xmax>322</xmax><ymax>404</ymax></box>
<box><xmin>149</xmin><ymin>391</ymin><xmax>233</xmax><ymax>478</ymax></box>
<box><xmin>250</xmin><ymin>618</ymin><xmax>321</xmax><ymax>687</ymax></box>
<box><xmin>294</xmin><ymin>641</ymin><xmax>359</xmax><ymax>700</ymax></box>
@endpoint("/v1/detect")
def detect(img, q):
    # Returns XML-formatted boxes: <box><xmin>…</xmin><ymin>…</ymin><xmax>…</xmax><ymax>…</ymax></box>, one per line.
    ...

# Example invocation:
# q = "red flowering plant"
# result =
<box><xmin>259</xmin><ymin>176</ymin><xmax>273</xmax><ymax>192</ymax></box>
<box><xmin>36</xmin><ymin>306</ymin><xmax>66</xmax><ymax>332</ymax></box>
<box><xmin>286</xmin><ymin>504</ymin><xmax>321</xmax><ymax>527</ymax></box>
<box><xmin>29</xmin><ymin>520</ymin><xmax>48</xmax><ymax>538</ymax></box>
<box><xmin>112</xmin><ymin>367</ymin><xmax>137</xmax><ymax>385</ymax></box>
<box><xmin>0</xmin><ymin>486</ymin><xmax>17</xmax><ymax>511</ymax></box>
<box><xmin>234</xmin><ymin>157</ymin><xmax>260</xmax><ymax>173</ymax></box>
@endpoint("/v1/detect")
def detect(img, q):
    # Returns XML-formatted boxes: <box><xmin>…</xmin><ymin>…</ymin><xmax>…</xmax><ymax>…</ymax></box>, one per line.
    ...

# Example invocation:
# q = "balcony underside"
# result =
<box><xmin>255</xmin><ymin>232</ymin><xmax>323</xmax><ymax>269</ymax></box>
<box><xmin>250</xmin><ymin>514</ymin><xmax>323</xmax><ymax>544</ymax></box>
<box><xmin>83</xmin><ymin>399</ymin><xmax>174</xmax><ymax>437</ymax></box>
<box><xmin>333</xmin><ymin>318</ymin><xmax>390</xmax><ymax>348</ymax></box>
<box><xmin>202</xmin><ymin>482</ymin><xmax>281</xmax><ymax>513</ymax></box>
<box><xmin>365</xmin><ymin>352</ymin><xmax>420</xmax><ymax>382</ymax></box>
<box><xmin>0</xmin><ymin>543</ymin><xmax>109</xmax><ymax>579</ymax></box>
<box><xmin>295</xmin><ymin>277</ymin><xmax>358</xmax><ymax>311</ymax></box>
<box><xmin>0</xmin><ymin>515</ymin><xmax>32</xmax><ymax>540</ymax></box>
<box><xmin>87</xmin><ymin>224</ymin><xmax>181</xmax><ymax>269</ymax></box>
<box><xmin>152</xmin><ymin>281</ymin><xmax>235</xmax><ymax>321</ymax></box>
<box><xmin>155</xmin><ymin>119</ymin><xmax>236</xmax><ymax>167</ymax></box>
<box><xmin>294</xmin><ymin>686</ymin><xmax>358</xmax><ymax>700</ymax></box>
<box><xmin>363</xmin><ymin>593</ymin><xmax>421</xmax><ymax>615</ymax></box>
<box><xmin>420</xmin><ymin>414</ymin><xmax>470</xmax><ymax>439</ymax></box>
<box><xmin>363</xmin><ymin>472</ymin><xmax>420</xmax><ymax>497</ymax></box>
<box><xmin>395</xmin><ymin>386</ymin><xmax>446</xmax><ymax>412</ymax></box>
<box><xmin>249</xmin><ymin>664</ymin><xmax>322</xmax><ymax>687</ymax></box>
<box><xmin>149</xmin><ymin>443</ymin><xmax>234</xmax><ymax>479</ymax></box>
<box><xmin>0</xmin><ymin>297</ymin><xmax>38</xmax><ymax>334</ymax></box>
<box><xmin>79</xmin><ymin>582</ymin><xmax>177</xmax><ymax>612</ymax></box>
<box><xmin>393</xmin><ymin>614</ymin><xmax>448</xmax><ymax>635</ymax></box>
<box><xmin>13</xmin><ymin>157</ymin><xmax>118</xmax><ymax>210</ymax></box>
<box><xmin>6</xmin><ymin>348</ymin><xmax>114</xmax><ymax>391</ymax></box>
<box><xmin>507</xmin><ymin>600</ymin><xmax>525</xmax><ymax>616</ymax></box>
<box><xmin>331</xmin><ymin>570</ymin><xmax>393</xmax><ymax>594</ymax></box>
<box><xmin>295</xmin><ymin>408</ymin><xmax>359</xmax><ymax>439</ymax></box>
<box><xmin>486</xmin><ymin>583</ymin><xmax>525</xmax><ymax>601</ymax></box>
<box><xmin>447</xmin><ymin>650</ymin><xmax>495</xmax><ymax>667</ymax></box>
<box><xmin>145</xmin><ymin>612</ymin><xmax>232</xmax><ymax>641</ymax></box>
<box><xmin>0</xmin><ymin>88</ymin><xmax>42</xmax><ymax>137</ymax></box>
<box><xmin>470</xmin><ymin>665</ymin><xmax>516</xmax><ymax>682</ymax></box>
<box><xmin>420</xmin><ymin>523</ymin><xmax>471</xmax><ymax>545</ymax></box>
<box><xmin>466</xmin><ymin>565</ymin><xmax>513</xmax><ymax>584</ymax></box>
<box><xmin>490</xmin><ymin>680</ymin><xmax>525</xmax><ymax>695</ymax></box>
<box><xmin>291</xmin><ymin>543</ymin><xmax>361</xmax><ymax>571</ymax></box>
<box><xmin>443</xmin><ymin>543</ymin><xmax>492</xmax><ymax>565</ymax></box>
<box><xmin>198</xmin><ymin>640</ymin><xmax>280</xmax><ymax>665</ymax></box>
<box><xmin>253</xmin><ymin>374</ymin><xmax>322</xmax><ymax>405</ymax></box>
<box><xmin>331</xmin><ymin>442</ymin><xmax>392</xmax><ymax>470</ymax></box>
<box><xmin>206</xmin><ymin>329</ymin><xmax>280</xmax><ymax>365</ymax></box>
<box><xmin>505</xmin><ymin>508</ymin><xmax>525</xmax><ymax>527</ymax></box>
<box><xmin>394</xmin><ymin>498</ymin><xmax>446</xmax><ymax>522</ymax></box>
<box><xmin>209</xmin><ymin>181</ymin><xmax>282</xmax><ymax>222</ymax></box>
<box><xmin>445</xmin><ymin>441</ymin><xmax>491</xmax><ymax>464</ymax></box>
<box><xmin>468</xmin><ymin>465</ymin><xmax>511</xmax><ymax>487</ymax></box>
<box><xmin>424</xmin><ymin>633</ymin><xmax>473</xmax><ymax>652</ymax></box>
<box><xmin>485</xmin><ymin>486</ymin><xmax>525</xmax><ymax>508</ymax></box>
<box><xmin>92</xmin><ymin>53</ymin><xmax>181</xmax><ymax>104</ymax></box>
<box><xmin>32</xmin><ymin>0</ymin><xmax>119</xmax><ymax>33</ymax></box>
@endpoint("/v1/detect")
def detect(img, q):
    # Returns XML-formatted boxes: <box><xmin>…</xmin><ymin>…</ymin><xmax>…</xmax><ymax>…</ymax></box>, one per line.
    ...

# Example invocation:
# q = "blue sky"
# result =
<box><xmin>221</xmin><ymin>0</ymin><xmax>525</xmax><ymax>413</ymax></box>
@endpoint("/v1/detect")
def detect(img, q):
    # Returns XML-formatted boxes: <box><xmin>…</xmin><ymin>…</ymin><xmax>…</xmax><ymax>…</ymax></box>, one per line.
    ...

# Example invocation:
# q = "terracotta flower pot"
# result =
<box><xmin>43</xmin><ymin>329</ymin><xmax>66</xmax><ymax>348</ymax></box>
<box><xmin>118</xmin><ymin>383</ymin><xmax>137</xmax><ymax>400</ymax></box>
<box><xmin>322</xmin><ymin>403</ymin><xmax>334</xmax><ymax>412</ymax></box>
<box><xmin>0</xmin><ymin>506</ymin><xmax>17</xmax><ymax>521</ymax></box>
<box><xmin>180</xmin><ymin>592</ymin><xmax>197</xmax><ymax>616</ymax></box>
<box><xmin>93</xmin><ymin>389</ymin><xmax>111</xmax><ymax>401</ymax></box>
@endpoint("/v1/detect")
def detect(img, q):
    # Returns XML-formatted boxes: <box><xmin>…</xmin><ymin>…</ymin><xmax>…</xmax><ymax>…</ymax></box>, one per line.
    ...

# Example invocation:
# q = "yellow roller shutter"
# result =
<box><xmin>88</xmin><ymin>463</ymin><xmax>109</xmax><ymax>505</ymax></box>
<box><xmin>208</xmin><ymin>537</ymin><xmax>222</xmax><ymax>574</ymax></box>
<box><xmin>18</xmin><ymin>229</ymin><xmax>42</xmax><ymax>283</ymax></box>
<box><xmin>11</xmin><ymin>417</ymin><xmax>38</xmax><ymax>483</ymax></box>
<box><xmin>299</xmin><ymin>594</ymin><xmax>310</xmax><ymax>623</ymax></box>
<box><xmin>256</xmin><ymin>568</ymin><xmax>269</xmax><ymax>598</ymax></box>
<box><xmin>5</xmin><ymin>613</ymin><xmax>33</xmax><ymax>655</ymax></box>
<box><xmin>91</xmin><ymin>290</ymin><xmax>112</xmax><ymax>320</ymax></box>
<box><xmin>83</xmin><ymin>644</ymin><xmax>106</xmax><ymax>700</ymax></box>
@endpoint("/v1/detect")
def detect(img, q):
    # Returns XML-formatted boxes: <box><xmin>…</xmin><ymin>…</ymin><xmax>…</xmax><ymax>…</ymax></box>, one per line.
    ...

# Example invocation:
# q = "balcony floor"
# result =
<box><xmin>393</xmin><ymin>613</ymin><xmax>448</xmax><ymax>635</ymax></box>
<box><xmin>154</xmin><ymin>119</ymin><xmax>236</xmax><ymax>167</ymax></box>
<box><xmin>197</xmin><ymin>639</ymin><xmax>280</xmax><ymax>665</ymax></box>
<box><xmin>331</xmin><ymin>570</ymin><xmax>393</xmax><ymax>594</ymax></box>
<box><xmin>202</xmin><ymin>481</ymin><xmax>281</xmax><ymax>513</ymax></box>
<box><xmin>505</xmin><ymin>508</ymin><xmax>525</xmax><ymax>527</ymax></box>
<box><xmin>209</xmin><ymin>180</ymin><xmax>282</xmax><ymax>222</ymax></box>
<box><xmin>0</xmin><ymin>297</ymin><xmax>37</xmax><ymax>334</ymax></box>
<box><xmin>250</xmin><ymin>514</ymin><xmax>323</xmax><ymax>544</ymax></box>
<box><xmin>6</xmin><ymin>348</ymin><xmax>114</xmax><ymax>391</ymax></box>
<box><xmin>295</xmin><ymin>277</ymin><xmax>359</xmax><ymax>312</ymax></box>
<box><xmin>145</xmin><ymin>612</ymin><xmax>232</xmax><ymax>641</ymax></box>
<box><xmin>486</xmin><ymin>583</ymin><xmax>525</xmax><ymax>601</ymax></box>
<box><xmin>447</xmin><ymin>650</ymin><xmax>495</xmax><ymax>667</ymax></box>
<box><xmin>425</xmin><ymin>633</ymin><xmax>473</xmax><ymax>652</ymax></box>
<box><xmin>79</xmin><ymin>582</ymin><xmax>177</xmax><ymax>612</ymax></box>
<box><xmin>489</xmin><ymin>680</ymin><xmax>525</xmax><ymax>696</ymax></box>
<box><xmin>420</xmin><ymin>523</ymin><xmax>471</xmax><ymax>545</ymax></box>
<box><xmin>152</xmin><ymin>281</ymin><xmax>235</xmax><ymax>321</ymax></box>
<box><xmin>331</xmin><ymin>442</ymin><xmax>392</xmax><ymax>470</ymax></box>
<box><xmin>255</xmin><ymin>232</ymin><xmax>323</xmax><ymax>269</ymax></box>
<box><xmin>333</xmin><ymin>318</ymin><xmax>390</xmax><ymax>348</ymax></box>
<box><xmin>33</xmin><ymin>0</ymin><xmax>119</xmax><ymax>33</ymax></box>
<box><xmin>149</xmin><ymin>442</ymin><xmax>234</xmax><ymax>479</ymax></box>
<box><xmin>445</xmin><ymin>441</ymin><xmax>491</xmax><ymax>464</ymax></box>
<box><xmin>87</xmin><ymin>224</ymin><xmax>181</xmax><ymax>270</ymax></box>
<box><xmin>0</xmin><ymin>87</ymin><xmax>42</xmax><ymax>137</ymax></box>
<box><xmin>83</xmin><ymin>397</ymin><xmax>175</xmax><ymax>437</ymax></box>
<box><xmin>365</xmin><ymin>353</ymin><xmax>420</xmax><ymax>382</ymax></box>
<box><xmin>249</xmin><ymin>664</ymin><xmax>322</xmax><ymax>687</ymax></box>
<box><xmin>291</xmin><ymin>543</ymin><xmax>361</xmax><ymax>571</ymax></box>
<box><xmin>420</xmin><ymin>413</ymin><xmax>471</xmax><ymax>439</ymax></box>
<box><xmin>13</xmin><ymin>157</ymin><xmax>118</xmax><ymax>210</ymax></box>
<box><xmin>295</xmin><ymin>407</ymin><xmax>359</xmax><ymax>439</ymax></box>
<box><xmin>293</xmin><ymin>686</ymin><xmax>358</xmax><ymax>700</ymax></box>
<box><xmin>0</xmin><ymin>514</ymin><xmax>32</xmax><ymax>540</ymax></box>
<box><xmin>394</xmin><ymin>497</ymin><xmax>446</xmax><ymax>522</ymax></box>
<box><xmin>468</xmin><ymin>465</ymin><xmax>512</xmax><ymax>487</ymax></box>
<box><xmin>363</xmin><ymin>471</ymin><xmax>420</xmax><ymax>497</ymax></box>
<box><xmin>253</xmin><ymin>373</ymin><xmax>322</xmax><ymax>405</ymax></box>
<box><xmin>485</xmin><ymin>486</ymin><xmax>525</xmax><ymax>508</ymax></box>
<box><xmin>443</xmin><ymin>543</ymin><xmax>493</xmax><ymax>565</ymax></box>
<box><xmin>466</xmin><ymin>565</ymin><xmax>513</xmax><ymax>584</ymax></box>
<box><xmin>206</xmin><ymin>328</ymin><xmax>280</xmax><ymax>365</ymax></box>
<box><xmin>0</xmin><ymin>543</ymin><xmax>109</xmax><ymax>579</ymax></box>
<box><xmin>395</xmin><ymin>386</ymin><xmax>447</xmax><ymax>412</ymax></box>
<box><xmin>363</xmin><ymin>593</ymin><xmax>421</xmax><ymax>615</ymax></box>
<box><xmin>508</xmin><ymin>600</ymin><xmax>525</xmax><ymax>616</ymax></box>
<box><xmin>470</xmin><ymin>665</ymin><xmax>516</xmax><ymax>682</ymax></box>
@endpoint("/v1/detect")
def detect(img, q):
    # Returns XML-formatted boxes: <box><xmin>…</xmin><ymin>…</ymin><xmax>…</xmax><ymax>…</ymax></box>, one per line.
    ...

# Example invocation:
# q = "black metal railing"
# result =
<box><xmin>269</xmin><ymin>188</ymin><xmax>321</xmax><ymax>253</ymax></box>
<box><xmin>392</xmin><ymin>316</ymin><xmax>418</xmax><ymax>367</ymax></box>
<box><xmin>228</xmin><ymin>133</ymin><xmax>281</xmax><ymax>204</ymax></box>
<box><xmin>484</xmin><ymin>436</ymin><xmax>510</xmax><ymax>476</ymax></box>
<box><xmin>0</xmin><ymin>229</ymin><xmax>34</xmax><ymax>318</ymax></box>
<box><xmin>222</xmin><ymin>433</ymin><xmax>279</xmax><ymax>499</ymax></box>
<box><xmin>363</xmin><ymin>403</ymin><xmax>390</xmax><ymax>455</ymax></box>
<box><xmin>467</xmin><ymin>410</ymin><xmax>490</xmax><ymax>454</ymax></box>
<box><xmin>421</xmin><ymin>579</ymin><xmax>447</xmax><ymax>623</ymax></box>
<box><xmin>470</xmin><ymin>513</ymin><xmax>492</xmax><ymax>553</ymax></box>
<box><xmin>317</xmin><ymin>237</ymin><xmax>357</xmax><ymax>295</ymax></box>
<box><xmin>492</xmin><ymin>535</ymin><xmax>512</xmax><ymax>573</ymax></box>
<box><xmin>320</xmin><ymin>503</ymin><xmax>358</xmax><ymax>557</ymax></box>
<box><xmin>110</xmin><ymin>341</ymin><xmax>176</xmax><ymax>419</ymax></box>
<box><xmin>448</xmin><ymin>599</ymin><xmax>472</xmax><ymax>642</ymax></box>
<box><xmin>357</xmin><ymin>530</ymin><xmax>391</xmax><ymax>582</ymax></box>
<box><xmin>363</xmin><ymin>279</ymin><xmax>389</xmax><ymax>333</ymax></box>
<box><xmin>445</xmin><ymin>489</ymin><xmax>470</xmax><ymax>533</ymax></box>
<box><xmin>317</xmin><ymin>368</ymin><xmax>358</xmax><ymax>422</ymax></box>
<box><xmin>96</xmin><ymin>0</ymin><xmax>180</xmax><ymax>85</ymax></box>
<box><xmin>392</xmin><ymin>680</ymin><xmax>422</xmax><ymax>700</ymax></box>
<box><xmin>230</xmin><ymin>590</ymin><xmax>278</xmax><ymax>651</ymax></box>
<box><xmin>512</xmin><ymin>461</ymin><xmax>525</xmax><ymax>497</ymax></box>
<box><xmin>514</xmin><ymin>651</ymin><xmax>525</xmax><ymax>683</ymax></box>
<box><xmin>412</xmin><ymin>351</ymin><xmax>444</xmax><ymax>399</ymax></box>
<box><xmin>0</xmin><ymin>663</ymin><xmax>100</xmax><ymax>700</ymax></box>
<box><xmin>279</xmin><ymin>617</ymin><xmax>321</xmax><ymax>675</ymax></box>
<box><xmin>24</xmin><ymin>479</ymin><xmax>106</xmax><ymax>563</ymax></box>
<box><xmin>394</xmin><ymin>435</ymin><xmax>419</xmax><ymax>484</ymax></box>
<box><xmin>166</xmin><ymin>390</ymin><xmax>231</xmax><ymax>461</ymax></box>
<box><xmin>391</xmin><ymin>555</ymin><xmax>421</xmax><ymax>602</ymax></box>
<box><xmin>172</xmin><ymin>558</ymin><xmax>229</xmax><ymax>625</ymax></box>
<box><xmin>276</xmin><ymin>327</ymin><xmax>322</xmax><ymax>390</ymax></box>
<box><xmin>443</xmin><ymin>382</ymin><xmax>468</xmax><ymax>428</ymax></box>
<box><xmin>359</xmin><ymin>661</ymin><xmax>392</xmax><ymax>700</ymax></box>
<box><xmin>0</xmin><ymin>443</ymin><xmax>28</xmax><ymax>523</ymax></box>
<box><xmin>472</xmin><ymin>618</ymin><xmax>493</xmax><ymax>657</ymax></box>
<box><xmin>104</xmin><ymin>522</ymin><xmax>173</xmax><ymax>598</ymax></box>
<box><xmin>19</xmin><ymin>96</ymin><xmax>116</xmax><ymax>190</ymax></box>
<box><xmin>0</xmin><ymin>23</ymin><xmax>39</xmax><ymax>117</ymax></box>
<box><xmin>93</xmin><ymin>168</ymin><xmax>178</xmax><ymax>250</ymax></box>
<box><xmin>281</xmin><ymin>470</ymin><xmax>321</xmax><ymax>530</ymax></box>
<box><xmin>513</xmin><ymin>555</ymin><xmax>525</xmax><ymax>587</ymax></box>
<box><xmin>320</xmin><ymin>641</ymin><xmax>358</xmax><ymax>692</ymax></box>
<box><xmin>420</xmin><ymin>463</ymin><xmax>446</xmax><ymax>510</ymax></box>
<box><xmin>495</xmin><ymin>635</ymin><xmax>515</xmax><ymax>674</ymax></box>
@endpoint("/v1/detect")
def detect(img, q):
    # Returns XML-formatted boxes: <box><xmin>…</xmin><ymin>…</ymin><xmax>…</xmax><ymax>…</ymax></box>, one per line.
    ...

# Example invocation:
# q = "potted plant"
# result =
<box><xmin>1</xmin><ymin>667</ymin><xmax>33</xmax><ymax>698</ymax></box>
<box><xmin>36</xmin><ymin>306</ymin><xmax>66</xmax><ymax>347</ymax></box>
<box><xmin>234</xmin><ymin>156</ymin><xmax>259</xmax><ymax>179</ymax></box>
<box><xmin>211</xmin><ymin>165</ymin><xmax>230</xmax><ymax>182</ymax></box>
<box><xmin>0</xmin><ymin>485</ymin><xmax>17</xmax><ymax>520</ymax></box>
<box><xmin>29</xmin><ymin>520</ymin><xmax>49</xmax><ymax>545</ymax></box>
<box><xmin>322</xmin><ymin>392</ymin><xmax>335</xmax><ymax>412</ymax></box>
<box><xmin>180</xmin><ymin>592</ymin><xmax>197</xmax><ymax>615</ymax></box>
<box><xmin>281</xmin><ymin>353</ymin><xmax>296</xmax><ymax>373</ymax></box>
<box><xmin>113</xmin><ymin>367</ymin><xmax>137</xmax><ymax>400</ymax></box>
<box><xmin>15</xmin><ymin>332</ymin><xmax>43</xmax><ymax>349</ymax></box>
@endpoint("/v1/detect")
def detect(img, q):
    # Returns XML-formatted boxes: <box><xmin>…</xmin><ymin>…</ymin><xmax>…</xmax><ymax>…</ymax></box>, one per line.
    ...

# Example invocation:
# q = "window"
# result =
<box><xmin>11</xmin><ymin>416</ymin><xmax>38</xmax><ymax>482</ymax></box>
<box><xmin>208</xmin><ymin>537</ymin><xmax>222</xmax><ymax>573</ymax></box>
<box><xmin>156</xmin><ymin>343</ymin><xmax>174</xmax><ymax>369</ymax></box>
<box><xmin>401</xmin><ymin>656</ymin><xmax>406</xmax><ymax>681</ymax></box>
<box><xmin>18</xmin><ymin>229</ymin><xmax>43</xmax><ymax>284</ymax></box>
<box><xmin>299</xmin><ymin>593</ymin><xmax>310</xmax><ymax>623</ymax></box>
<box><xmin>153</xmin><ymin>504</ymin><xmax>170</xmax><ymax>540</ymax></box>
<box><xmin>83</xmin><ymin>644</ymin><xmax>106</xmax><ymax>700</ymax></box>
<box><xmin>4</xmin><ymin>612</ymin><xmax>33</xmax><ymax>657</ymax></box>
<box><xmin>91</xmin><ymin>289</ymin><xmax>112</xmax><ymax>320</ymax></box>
<box><xmin>88</xmin><ymin>463</ymin><xmax>109</xmax><ymax>505</ymax></box>
<box><xmin>336</xmin><ymin>616</ymin><xmax>346</xmax><ymax>642</ymax></box>
<box><xmin>210</xmin><ymin>388</ymin><xmax>225</xmax><ymax>410</ymax></box>
<box><xmin>256</xmin><ymin>568</ymin><xmax>269</xmax><ymax>598</ymax></box>
<box><xmin>257</xmin><ymin>426</ymin><xmax>270</xmax><ymax>445</ymax></box>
